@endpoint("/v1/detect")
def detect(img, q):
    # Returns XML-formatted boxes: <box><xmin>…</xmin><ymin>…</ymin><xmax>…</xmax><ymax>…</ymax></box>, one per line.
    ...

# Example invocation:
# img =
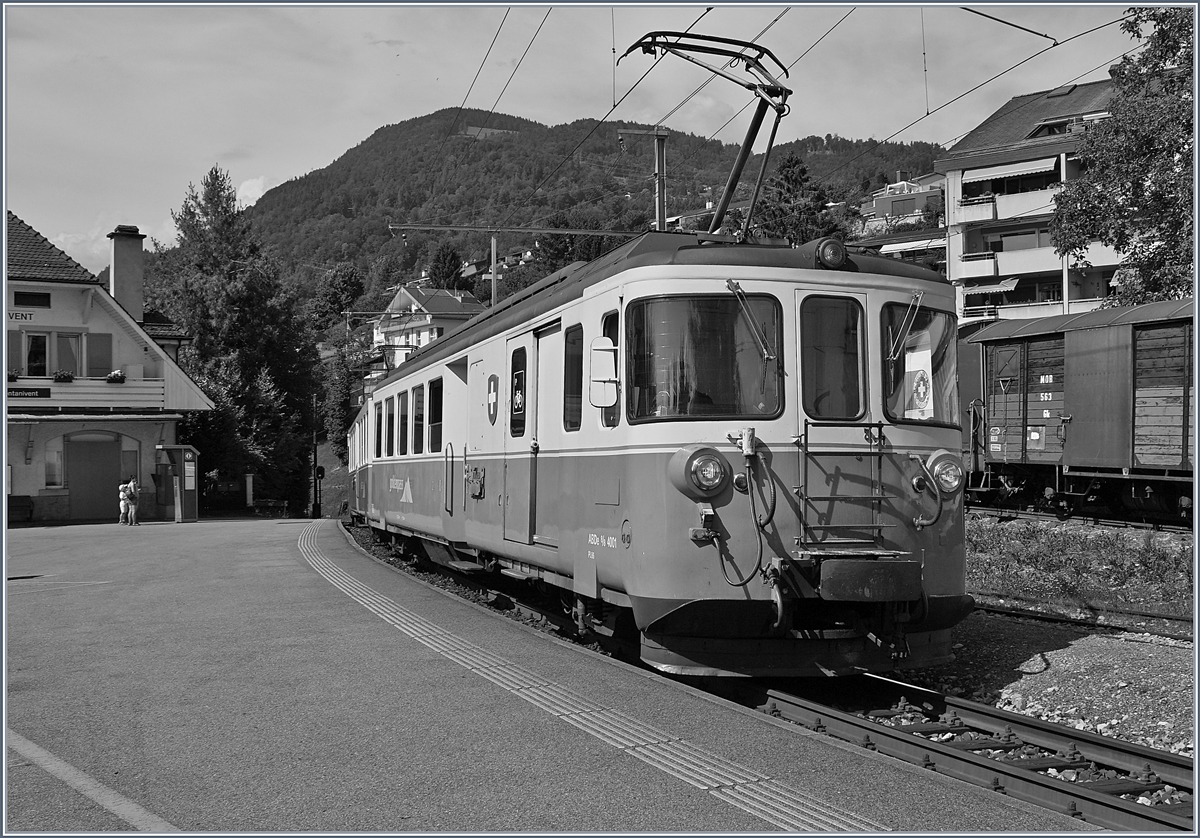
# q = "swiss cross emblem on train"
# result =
<box><xmin>912</xmin><ymin>370</ymin><xmax>931</xmax><ymax>409</ymax></box>
<box><xmin>487</xmin><ymin>375</ymin><xmax>500</xmax><ymax>425</ymax></box>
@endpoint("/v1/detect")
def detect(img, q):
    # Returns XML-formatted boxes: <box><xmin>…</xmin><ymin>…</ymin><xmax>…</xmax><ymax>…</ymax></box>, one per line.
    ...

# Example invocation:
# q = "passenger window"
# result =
<box><xmin>397</xmin><ymin>391</ymin><xmax>409</xmax><ymax>455</ymax></box>
<box><xmin>510</xmin><ymin>348</ymin><xmax>526</xmax><ymax>437</ymax></box>
<box><xmin>428</xmin><ymin>378</ymin><xmax>443</xmax><ymax>452</ymax></box>
<box><xmin>564</xmin><ymin>325</ymin><xmax>583</xmax><ymax>431</ymax></box>
<box><xmin>374</xmin><ymin>401</ymin><xmax>384</xmax><ymax>458</ymax></box>
<box><xmin>412</xmin><ymin>385</ymin><xmax>425</xmax><ymax>454</ymax></box>
<box><xmin>384</xmin><ymin>397</ymin><xmax>395</xmax><ymax>457</ymax></box>
<box><xmin>602</xmin><ymin>312</ymin><xmax>620</xmax><ymax>427</ymax></box>
<box><xmin>800</xmin><ymin>296</ymin><xmax>864</xmax><ymax>419</ymax></box>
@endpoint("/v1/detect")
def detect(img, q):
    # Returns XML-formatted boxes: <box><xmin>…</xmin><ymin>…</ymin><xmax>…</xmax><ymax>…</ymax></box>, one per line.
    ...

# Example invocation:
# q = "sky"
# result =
<box><xmin>5</xmin><ymin>2</ymin><xmax>1146</xmax><ymax>274</ymax></box>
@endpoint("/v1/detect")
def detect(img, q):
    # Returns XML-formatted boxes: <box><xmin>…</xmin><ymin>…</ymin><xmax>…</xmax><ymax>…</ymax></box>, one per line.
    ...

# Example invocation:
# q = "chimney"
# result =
<box><xmin>107</xmin><ymin>224</ymin><xmax>146</xmax><ymax>322</ymax></box>
<box><xmin>896</xmin><ymin>170</ymin><xmax>911</xmax><ymax>183</ymax></box>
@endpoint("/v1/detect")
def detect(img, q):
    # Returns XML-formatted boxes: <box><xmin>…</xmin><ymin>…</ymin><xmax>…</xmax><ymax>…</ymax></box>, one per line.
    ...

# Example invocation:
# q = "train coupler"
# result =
<box><xmin>866</xmin><ymin>630</ymin><xmax>911</xmax><ymax>660</ymax></box>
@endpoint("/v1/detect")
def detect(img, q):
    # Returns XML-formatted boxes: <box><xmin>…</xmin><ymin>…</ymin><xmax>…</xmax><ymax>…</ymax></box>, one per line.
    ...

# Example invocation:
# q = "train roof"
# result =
<box><xmin>386</xmin><ymin>231</ymin><xmax>948</xmax><ymax>382</ymax></box>
<box><xmin>967</xmin><ymin>298</ymin><xmax>1195</xmax><ymax>343</ymax></box>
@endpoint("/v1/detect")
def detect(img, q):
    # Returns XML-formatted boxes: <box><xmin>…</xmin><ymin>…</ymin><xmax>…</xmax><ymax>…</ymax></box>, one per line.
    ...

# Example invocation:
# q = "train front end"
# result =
<box><xmin>612</xmin><ymin>241</ymin><xmax>973</xmax><ymax>677</ymax></box>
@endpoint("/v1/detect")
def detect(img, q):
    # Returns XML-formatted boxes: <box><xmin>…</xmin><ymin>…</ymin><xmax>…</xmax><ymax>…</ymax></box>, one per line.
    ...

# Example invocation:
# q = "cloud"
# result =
<box><xmin>237</xmin><ymin>177</ymin><xmax>269</xmax><ymax>206</ymax></box>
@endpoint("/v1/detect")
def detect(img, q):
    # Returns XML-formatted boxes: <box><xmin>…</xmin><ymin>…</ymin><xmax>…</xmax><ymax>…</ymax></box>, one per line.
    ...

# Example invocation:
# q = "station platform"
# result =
<box><xmin>6</xmin><ymin>518</ymin><xmax>1096</xmax><ymax>832</ymax></box>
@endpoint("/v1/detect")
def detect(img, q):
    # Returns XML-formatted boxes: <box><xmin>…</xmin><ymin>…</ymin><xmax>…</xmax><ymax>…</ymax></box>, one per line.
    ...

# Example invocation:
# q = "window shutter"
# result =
<box><xmin>6</xmin><ymin>330</ymin><xmax>20</xmax><ymax>374</ymax></box>
<box><xmin>88</xmin><ymin>333</ymin><xmax>113</xmax><ymax>377</ymax></box>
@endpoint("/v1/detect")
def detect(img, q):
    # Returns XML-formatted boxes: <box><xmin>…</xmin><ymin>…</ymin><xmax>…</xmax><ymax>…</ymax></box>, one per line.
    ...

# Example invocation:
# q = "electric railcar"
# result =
<box><xmin>348</xmin><ymin>233</ymin><xmax>974</xmax><ymax>676</ymax></box>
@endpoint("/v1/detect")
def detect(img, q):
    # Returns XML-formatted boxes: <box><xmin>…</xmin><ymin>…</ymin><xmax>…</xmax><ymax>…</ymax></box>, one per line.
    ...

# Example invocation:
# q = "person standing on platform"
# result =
<box><xmin>126</xmin><ymin>477</ymin><xmax>141</xmax><ymax>526</ymax></box>
<box><xmin>118</xmin><ymin>479</ymin><xmax>132</xmax><ymax>525</ymax></box>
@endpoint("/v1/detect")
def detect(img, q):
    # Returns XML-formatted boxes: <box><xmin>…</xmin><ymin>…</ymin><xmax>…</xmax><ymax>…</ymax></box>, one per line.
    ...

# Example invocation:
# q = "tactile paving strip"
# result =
<box><xmin>301</xmin><ymin>522</ymin><xmax>891</xmax><ymax>832</ymax></box>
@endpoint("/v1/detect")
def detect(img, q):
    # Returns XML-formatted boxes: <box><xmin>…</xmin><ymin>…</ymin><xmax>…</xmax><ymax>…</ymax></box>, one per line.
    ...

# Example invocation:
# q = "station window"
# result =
<box><xmin>13</xmin><ymin>292</ymin><xmax>51</xmax><ymax>308</ymax></box>
<box><xmin>563</xmin><ymin>325</ymin><xmax>583</xmax><ymax>431</ymax></box>
<box><xmin>384</xmin><ymin>396</ymin><xmax>395</xmax><ymax>457</ymax></box>
<box><xmin>428</xmin><ymin>378</ymin><xmax>443</xmax><ymax>452</ymax></box>
<box><xmin>602</xmin><ymin>312</ymin><xmax>620</xmax><ymax>427</ymax></box>
<box><xmin>510</xmin><ymin>347</ymin><xmax>526</xmax><ymax>437</ymax></box>
<box><xmin>800</xmin><ymin>296</ymin><xmax>864</xmax><ymax>420</ymax></box>
<box><xmin>397</xmin><ymin>391</ymin><xmax>409</xmax><ymax>455</ymax></box>
<box><xmin>412</xmin><ymin>385</ymin><xmax>425</xmax><ymax>454</ymax></box>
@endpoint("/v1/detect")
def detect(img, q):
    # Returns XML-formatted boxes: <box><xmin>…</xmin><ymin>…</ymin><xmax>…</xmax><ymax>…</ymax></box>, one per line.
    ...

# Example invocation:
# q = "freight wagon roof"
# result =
<box><xmin>385</xmin><ymin>231</ymin><xmax>947</xmax><ymax>382</ymax></box>
<box><xmin>967</xmin><ymin>298</ymin><xmax>1194</xmax><ymax>343</ymax></box>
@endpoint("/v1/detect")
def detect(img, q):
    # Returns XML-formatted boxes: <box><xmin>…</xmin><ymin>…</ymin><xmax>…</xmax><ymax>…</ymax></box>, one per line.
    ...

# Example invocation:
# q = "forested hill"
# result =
<box><xmin>246</xmin><ymin>106</ymin><xmax>942</xmax><ymax>282</ymax></box>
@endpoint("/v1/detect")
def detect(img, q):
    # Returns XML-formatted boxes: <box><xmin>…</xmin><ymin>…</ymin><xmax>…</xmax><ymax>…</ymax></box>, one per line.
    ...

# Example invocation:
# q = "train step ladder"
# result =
<box><xmin>794</xmin><ymin>419</ymin><xmax>898</xmax><ymax>563</ymax></box>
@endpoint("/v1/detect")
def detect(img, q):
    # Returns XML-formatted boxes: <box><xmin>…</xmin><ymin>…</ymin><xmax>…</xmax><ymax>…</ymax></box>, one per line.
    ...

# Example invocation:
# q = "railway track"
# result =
<box><xmin>966</xmin><ymin>504</ymin><xmax>1193</xmax><ymax>534</ymax></box>
<box><xmin>739</xmin><ymin>676</ymin><xmax>1194</xmax><ymax>832</ymax></box>
<box><xmin>346</xmin><ymin>524</ymin><xmax>1193</xmax><ymax>830</ymax></box>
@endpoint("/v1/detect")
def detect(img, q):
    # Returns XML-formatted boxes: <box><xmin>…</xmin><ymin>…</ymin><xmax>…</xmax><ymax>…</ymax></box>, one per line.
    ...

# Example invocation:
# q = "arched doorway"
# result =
<box><xmin>64</xmin><ymin>432</ymin><xmax>122</xmax><ymax>521</ymax></box>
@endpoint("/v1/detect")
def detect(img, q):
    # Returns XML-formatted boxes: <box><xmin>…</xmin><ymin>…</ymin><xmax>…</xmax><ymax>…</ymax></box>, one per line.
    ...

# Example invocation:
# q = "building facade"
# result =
<box><xmin>6</xmin><ymin>213</ymin><xmax>213</xmax><ymax>523</ymax></box>
<box><xmin>372</xmin><ymin>284</ymin><xmax>486</xmax><ymax>369</ymax></box>
<box><xmin>935</xmin><ymin>79</ymin><xmax>1123</xmax><ymax>324</ymax></box>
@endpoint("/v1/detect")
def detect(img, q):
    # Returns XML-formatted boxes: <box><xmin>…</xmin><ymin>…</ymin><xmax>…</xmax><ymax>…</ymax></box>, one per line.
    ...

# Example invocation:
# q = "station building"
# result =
<box><xmin>6</xmin><ymin>212</ymin><xmax>213</xmax><ymax>523</ymax></box>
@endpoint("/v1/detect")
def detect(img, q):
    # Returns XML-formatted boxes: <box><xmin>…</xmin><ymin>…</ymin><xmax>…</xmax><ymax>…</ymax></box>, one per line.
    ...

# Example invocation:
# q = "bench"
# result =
<box><xmin>7</xmin><ymin>495</ymin><xmax>33</xmax><ymax>524</ymax></box>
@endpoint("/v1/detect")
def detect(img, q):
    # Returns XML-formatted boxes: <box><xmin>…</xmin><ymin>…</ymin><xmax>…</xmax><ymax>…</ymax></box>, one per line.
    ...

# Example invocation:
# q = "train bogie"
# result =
<box><xmin>349</xmin><ymin>233</ymin><xmax>975</xmax><ymax>677</ymax></box>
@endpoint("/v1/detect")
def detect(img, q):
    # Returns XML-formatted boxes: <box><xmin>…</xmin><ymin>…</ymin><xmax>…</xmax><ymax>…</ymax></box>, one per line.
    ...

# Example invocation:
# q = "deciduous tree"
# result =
<box><xmin>1050</xmin><ymin>7</ymin><xmax>1194</xmax><ymax>305</ymax></box>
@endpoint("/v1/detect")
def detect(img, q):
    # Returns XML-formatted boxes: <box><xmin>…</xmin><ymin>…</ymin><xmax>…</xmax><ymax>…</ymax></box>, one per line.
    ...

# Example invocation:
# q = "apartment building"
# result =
<box><xmin>935</xmin><ymin>78</ymin><xmax>1123</xmax><ymax>324</ymax></box>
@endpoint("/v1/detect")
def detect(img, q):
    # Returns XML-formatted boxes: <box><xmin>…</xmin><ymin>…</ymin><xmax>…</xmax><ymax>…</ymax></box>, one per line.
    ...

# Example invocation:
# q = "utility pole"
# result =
<box><xmin>620</xmin><ymin>128</ymin><xmax>669</xmax><ymax>231</ymax></box>
<box><xmin>311</xmin><ymin>392</ymin><xmax>322</xmax><ymax>519</ymax></box>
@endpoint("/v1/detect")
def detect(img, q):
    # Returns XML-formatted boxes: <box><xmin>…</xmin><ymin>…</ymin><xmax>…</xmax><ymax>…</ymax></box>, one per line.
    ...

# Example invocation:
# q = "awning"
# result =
<box><xmin>961</xmin><ymin>158</ymin><xmax>1057</xmax><ymax>184</ymax></box>
<box><xmin>963</xmin><ymin>277</ymin><xmax>1021</xmax><ymax>296</ymax></box>
<box><xmin>879</xmin><ymin>238</ymin><xmax>946</xmax><ymax>254</ymax></box>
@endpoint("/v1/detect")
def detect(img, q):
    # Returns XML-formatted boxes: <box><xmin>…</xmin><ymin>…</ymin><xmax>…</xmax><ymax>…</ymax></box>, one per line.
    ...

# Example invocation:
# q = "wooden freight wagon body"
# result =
<box><xmin>969</xmin><ymin>299</ymin><xmax>1194</xmax><ymax>478</ymax></box>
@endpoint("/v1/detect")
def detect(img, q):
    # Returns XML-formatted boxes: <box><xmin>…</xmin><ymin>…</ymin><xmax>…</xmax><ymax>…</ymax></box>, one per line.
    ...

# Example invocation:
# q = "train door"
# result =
<box><xmin>532</xmin><ymin>323</ymin><xmax>563</xmax><ymax>547</ymax></box>
<box><xmin>468</xmin><ymin>358</ymin><xmax>487</xmax><ymax>455</ymax></box>
<box><xmin>986</xmin><ymin>343</ymin><xmax>1025</xmax><ymax>463</ymax></box>
<box><xmin>503</xmin><ymin>332</ymin><xmax>538</xmax><ymax>542</ymax></box>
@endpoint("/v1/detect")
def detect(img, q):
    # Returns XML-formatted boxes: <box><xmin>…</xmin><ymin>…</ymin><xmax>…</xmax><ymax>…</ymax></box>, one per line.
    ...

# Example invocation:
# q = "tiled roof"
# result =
<box><xmin>939</xmin><ymin>78</ymin><xmax>1116</xmax><ymax>164</ymax></box>
<box><xmin>388</xmin><ymin>285</ymin><xmax>487</xmax><ymax>316</ymax></box>
<box><xmin>141</xmin><ymin>308</ymin><xmax>192</xmax><ymax>341</ymax></box>
<box><xmin>6</xmin><ymin>211</ymin><xmax>99</xmax><ymax>284</ymax></box>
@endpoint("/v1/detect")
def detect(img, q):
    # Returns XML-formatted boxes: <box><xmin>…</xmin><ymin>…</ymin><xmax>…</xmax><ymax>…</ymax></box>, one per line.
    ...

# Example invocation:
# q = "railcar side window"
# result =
<box><xmin>510</xmin><ymin>347</ymin><xmax>527</xmax><ymax>437</ymax></box>
<box><xmin>384</xmin><ymin>397</ymin><xmax>395</xmax><ymax>457</ymax></box>
<box><xmin>801</xmin><ymin>297</ymin><xmax>864</xmax><ymax>419</ymax></box>
<box><xmin>564</xmin><ymin>325</ymin><xmax>583</xmax><ymax>431</ymax></box>
<box><xmin>412</xmin><ymin>385</ymin><xmax>425</xmax><ymax>454</ymax></box>
<box><xmin>374</xmin><ymin>401</ymin><xmax>384</xmax><ymax>458</ymax></box>
<box><xmin>602</xmin><ymin>312</ymin><xmax>620</xmax><ymax>427</ymax></box>
<box><xmin>397</xmin><ymin>391</ymin><xmax>409</xmax><ymax>455</ymax></box>
<box><xmin>882</xmin><ymin>305</ymin><xmax>959</xmax><ymax>426</ymax></box>
<box><xmin>627</xmin><ymin>295</ymin><xmax>782</xmax><ymax>422</ymax></box>
<box><xmin>428</xmin><ymin>378</ymin><xmax>443</xmax><ymax>452</ymax></box>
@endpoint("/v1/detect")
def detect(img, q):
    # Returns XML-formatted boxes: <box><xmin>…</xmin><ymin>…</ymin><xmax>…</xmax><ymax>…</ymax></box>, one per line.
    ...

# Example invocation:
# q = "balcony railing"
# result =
<box><xmin>5</xmin><ymin>377</ymin><xmax>167</xmax><ymax>409</ymax></box>
<box><xmin>957</xmin><ymin>251</ymin><xmax>997</xmax><ymax>279</ymax></box>
<box><xmin>995</xmin><ymin>186</ymin><xmax>1059</xmax><ymax>221</ymax></box>
<box><xmin>962</xmin><ymin>297</ymin><xmax>1107</xmax><ymax>320</ymax></box>
<box><xmin>955</xmin><ymin>197</ymin><xmax>996</xmax><ymax>223</ymax></box>
<box><xmin>995</xmin><ymin>246</ymin><xmax>1062</xmax><ymax>275</ymax></box>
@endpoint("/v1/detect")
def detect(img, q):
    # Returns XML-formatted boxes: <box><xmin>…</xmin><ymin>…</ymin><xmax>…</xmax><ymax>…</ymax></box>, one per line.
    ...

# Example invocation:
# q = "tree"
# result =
<box><xmin>149</xmin><ymin>165</ymin><xmax>320</xmax><ymax>513</ymax></box>
<box><xmin>311</xmin><ymin>262</ymin><xmax>364</xmax><ymax>326</ymax></box>
<box><xmin>1050</xmin><ymin>7</ymin><xmax>1194</xmax><ymax>305</ymax></box>
<box><xmin>428</xmin><ymin>242</ymin><xmax>464</xmax><ymax>289</ymax></box>
<box><xmin>751</xmin><ymin>152</ymin><xmax>854</xmax><ymax>244</ymax></box>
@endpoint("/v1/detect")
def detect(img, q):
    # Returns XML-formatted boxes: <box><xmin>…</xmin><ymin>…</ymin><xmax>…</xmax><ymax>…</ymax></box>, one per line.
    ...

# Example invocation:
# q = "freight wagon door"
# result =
<box><xmin>985</xmin><ymin>344</ymin><xmax>1025</xmax><ymax>463</ymax></box>
<box><xmin>1064</xmin><ymin>326</ymin><xmax>1132</xmax><ymax>467</ymax></box>
<box><xmin>503</xmin><ymin>333</ymin><xmax>537</xmax><ymax>543</ymax></box>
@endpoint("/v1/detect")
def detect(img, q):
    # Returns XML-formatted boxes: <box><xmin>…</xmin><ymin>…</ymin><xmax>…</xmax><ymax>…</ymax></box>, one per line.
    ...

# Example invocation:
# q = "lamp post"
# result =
<box><xmin>311</xmin><ymin>392</ymin><xmax>322</xmax><ymax>518</ymax></box>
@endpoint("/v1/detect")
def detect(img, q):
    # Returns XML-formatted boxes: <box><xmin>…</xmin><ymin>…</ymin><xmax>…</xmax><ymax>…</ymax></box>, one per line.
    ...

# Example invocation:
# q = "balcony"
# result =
<box><xmin>995</xmin><ymin>246</ymin><xmax>1063</xmax><ymax>275</ymax></box>
<box><xmin>5</xmin><ymin>377</ymin><xmax>167</xmax><ymax>409</ymax></box>
<box><xmin>1081</xmin><ymin>241</ymin><xmax>1122</xmax><ymax>267</ymax></box>
<box><xmin>962</xmin><ymin>297</ymin><xmax>1107</xmax><ymax>320</ymax></box>
<box><xmin>956</xmin><ymin>196</ymin><xmax>995</xmax><ymax>223</ymax></box>
<box><xmin>995</xmin><ymin>186</ymin><xmax>1059</xmax><ymax>221</ymax></box>
<box><xmin>957</xmin><ymin>251</ymin><xmax>997</xmax><ymax>279</ymax></box>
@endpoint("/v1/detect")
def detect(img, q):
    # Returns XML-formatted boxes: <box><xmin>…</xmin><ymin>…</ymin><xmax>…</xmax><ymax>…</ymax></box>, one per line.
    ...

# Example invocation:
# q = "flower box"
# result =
<box><xmin>52</xmin><ymin>370</ymin><xmax>75</xmax><ymax>383</ymax></box>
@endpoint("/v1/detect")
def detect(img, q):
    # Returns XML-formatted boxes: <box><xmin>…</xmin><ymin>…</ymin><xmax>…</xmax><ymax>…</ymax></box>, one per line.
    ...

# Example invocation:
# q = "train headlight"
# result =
<box><xmin>927</xmin><ymin>450</ymin><xmax>964</xmax><ymax>494</ymax></box>
<box><xmin>816</xmin><ymin>237</ymin><xmax>847</xmax><ymax>269</ymax></box>
<box><xmin>668</xmin><ymin>445</ymin><xmax>731</xmax><ymax>500</ymax></box>
<box><xmin>691</xmin><ymin>454</ymin><xmax>727</xmax><ymax>492</ymax></box>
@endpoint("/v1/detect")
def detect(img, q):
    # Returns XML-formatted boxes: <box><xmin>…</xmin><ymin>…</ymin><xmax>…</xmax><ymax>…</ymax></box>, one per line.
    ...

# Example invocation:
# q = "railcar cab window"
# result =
<box><xmin>800</xmin><ymin>296</ymin><xmax>864</xmax><ymax>419</ymax></box>
<box><xmin>412</xmin><ymin>385</ymin><xmax>425</xmax><ymax>454</ymax></box>
<box><xmin>428</xmin><ymin>378</ymin><xmax>443</xmax><ymax>452</ymax></box>
<box><xmin>628</xmin><ymin>295</ymin><xmax>782</xmax><ymax>422</ymax></box>
<box><xmin>882</xmin><ymin>305</ymin><xmax>959</xmax><ymax>426</ymax></box>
